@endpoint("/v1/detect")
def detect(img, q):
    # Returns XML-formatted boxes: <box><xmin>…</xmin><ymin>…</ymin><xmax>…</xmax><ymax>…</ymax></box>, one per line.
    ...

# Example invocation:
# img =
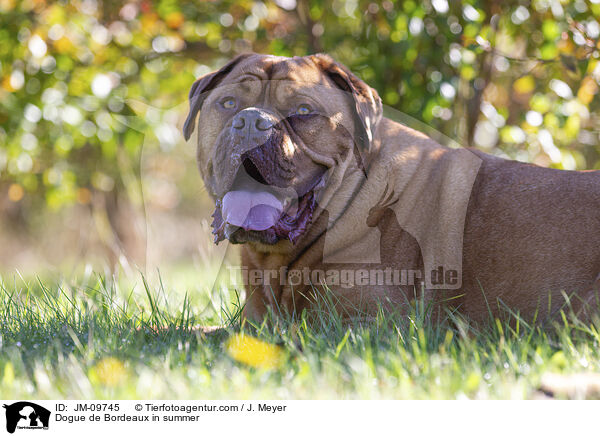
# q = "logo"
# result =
<box><xmin>2</xmin><ymin>402</ymin><xmax>50</xmax><ymax>433</ymax></box>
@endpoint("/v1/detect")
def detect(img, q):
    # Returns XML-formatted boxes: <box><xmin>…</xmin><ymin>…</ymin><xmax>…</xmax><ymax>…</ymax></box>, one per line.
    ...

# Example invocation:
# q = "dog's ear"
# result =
<box><xmin>310</xmin><ymin>54</ymin><xmax>382</xmax><ymax>151</ymax></box>
<box><xmin>183</xmin><ymin>54</ymin><xmax>253</xmax><ymax>140</ymax></box>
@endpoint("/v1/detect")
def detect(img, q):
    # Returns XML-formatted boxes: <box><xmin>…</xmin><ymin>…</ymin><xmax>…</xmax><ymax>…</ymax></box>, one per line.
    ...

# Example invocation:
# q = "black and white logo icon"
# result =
<box><xmin>3</xmin><ymin>402</ymin><xmax>50</xmax><ymax>433</ymax></box>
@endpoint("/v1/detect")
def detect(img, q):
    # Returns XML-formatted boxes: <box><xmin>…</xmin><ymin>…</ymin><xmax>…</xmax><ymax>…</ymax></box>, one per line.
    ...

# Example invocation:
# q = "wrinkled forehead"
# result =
<box><xmin>206</xmin><ymin>55</ymin><xmax>352</xmax><ymax>112</ymax></box>
<box><xmin>222</xmin><ymin>55</ymin><xmax>333</xmax><ymax>87</ymax></box>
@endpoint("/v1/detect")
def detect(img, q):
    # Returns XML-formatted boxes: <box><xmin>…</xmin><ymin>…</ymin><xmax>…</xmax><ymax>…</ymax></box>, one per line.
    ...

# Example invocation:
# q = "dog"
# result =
<box><xmin>183</xmin><ymin>53</ymin><xmax>600</xmax><ymax>324</ymax></box>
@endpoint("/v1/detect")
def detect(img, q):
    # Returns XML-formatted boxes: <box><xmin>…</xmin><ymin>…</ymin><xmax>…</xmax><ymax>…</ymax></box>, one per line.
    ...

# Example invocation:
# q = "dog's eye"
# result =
<box><xmin>221</xmin><ymin>98</ymin><xmax>236</xmax><ymax>109</ymax></box>
<box><xmin>296</xmin><ymin>104</ymin><xmax>312</xmax><ymax>115</ymax></box>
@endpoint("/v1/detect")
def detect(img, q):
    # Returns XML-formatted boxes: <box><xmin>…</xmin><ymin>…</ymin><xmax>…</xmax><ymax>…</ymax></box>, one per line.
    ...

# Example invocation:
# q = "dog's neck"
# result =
<box><xmin>242</xmin><ymin>117</ymin><xmax>447</xmax><ymax>260</ymax></box>
<box><xmin>239</xmin><ymin>117</ymin><xmax>483</xmax><ymax>319</ymax></box>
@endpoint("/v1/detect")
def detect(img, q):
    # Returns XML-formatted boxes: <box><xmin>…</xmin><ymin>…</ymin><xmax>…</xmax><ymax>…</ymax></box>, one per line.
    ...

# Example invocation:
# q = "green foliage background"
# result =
<box><xmin>1</xmin><ymin>0</ymin><xmax>600</xmax><ymax>224</ymax></box>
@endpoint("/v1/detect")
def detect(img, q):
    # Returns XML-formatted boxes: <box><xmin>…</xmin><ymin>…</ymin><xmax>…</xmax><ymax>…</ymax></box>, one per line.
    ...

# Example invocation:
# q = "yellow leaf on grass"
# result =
<box><xmin>226</xmin><ymin>334</ymin><xmax>284</xmax><ymax>370</ymax></box>
<box><xmin>3</xmin><ymin>362</ymin><xmax>14</xmax><ymax>386</ymax></box>
<box><xmin>91</xmin><ymin>357</ymin><xmax>126</xmax><ymax>387</ymax></box>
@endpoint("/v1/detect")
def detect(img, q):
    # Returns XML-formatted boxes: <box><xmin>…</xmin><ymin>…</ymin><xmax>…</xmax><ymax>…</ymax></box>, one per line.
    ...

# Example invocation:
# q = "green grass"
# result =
<box><xmin>1</xmin><ymin>272</ymin><xmax>599</xmax><ymax>399</ymax></box>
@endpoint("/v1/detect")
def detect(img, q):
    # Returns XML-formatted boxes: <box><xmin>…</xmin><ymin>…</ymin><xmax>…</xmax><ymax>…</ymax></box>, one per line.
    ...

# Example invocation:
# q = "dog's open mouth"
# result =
<box><xmin>210</xmin><ymin>158</ymin><xmax>322</xmax><ymax>245</ymax></box>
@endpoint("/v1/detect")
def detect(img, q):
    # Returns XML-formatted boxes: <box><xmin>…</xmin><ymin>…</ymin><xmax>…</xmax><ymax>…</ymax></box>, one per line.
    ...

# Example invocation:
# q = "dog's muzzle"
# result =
<box><xmin>230</xmin><ymin>107</ymin><xmax>277</xmax><ymax>146</ymax></box>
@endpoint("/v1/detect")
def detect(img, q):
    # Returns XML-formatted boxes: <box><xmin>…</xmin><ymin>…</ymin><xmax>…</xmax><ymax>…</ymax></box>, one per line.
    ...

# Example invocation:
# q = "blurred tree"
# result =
<box><xmin>1</xmin><ymin>0</ymin><xmax>599</xmax><ymax>265</ymax></box>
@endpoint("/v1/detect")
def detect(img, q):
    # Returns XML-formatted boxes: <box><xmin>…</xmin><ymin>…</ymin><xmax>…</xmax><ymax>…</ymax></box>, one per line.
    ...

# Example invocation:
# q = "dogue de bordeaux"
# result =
<box><xmin>183</xmin><ymin>53</ymin><xmax>600</xmax><ymax>324</ymax></box>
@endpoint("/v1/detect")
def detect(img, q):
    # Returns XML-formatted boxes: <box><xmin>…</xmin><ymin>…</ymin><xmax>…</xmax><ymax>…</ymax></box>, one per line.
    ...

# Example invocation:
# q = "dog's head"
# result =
<box><xmin>183</xmin><ymin>53</ymin><xmax>382</xmax><ymax>248</ymax></box>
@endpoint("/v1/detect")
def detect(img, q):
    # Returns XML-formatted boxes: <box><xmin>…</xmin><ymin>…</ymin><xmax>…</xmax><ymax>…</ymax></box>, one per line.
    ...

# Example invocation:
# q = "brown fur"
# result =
<box><xmin>185</xmin><ymin>53</ymin><xmax>600</xmax><ymax>325</ymax></box>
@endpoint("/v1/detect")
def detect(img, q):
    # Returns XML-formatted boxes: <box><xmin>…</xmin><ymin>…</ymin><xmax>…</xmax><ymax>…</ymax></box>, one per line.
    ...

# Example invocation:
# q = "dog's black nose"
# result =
<box><xmin>232</xmin><ymin>108</ymin><xmax>274</xmax><ymax>133</ymax></box>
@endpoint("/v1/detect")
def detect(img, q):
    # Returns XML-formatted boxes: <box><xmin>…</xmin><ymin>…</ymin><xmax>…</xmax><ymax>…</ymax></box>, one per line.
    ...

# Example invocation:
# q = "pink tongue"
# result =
<box><xmin>222</xmin><ymin>190</ymin><xmax>283</xmax><ymax>231</ymax></box>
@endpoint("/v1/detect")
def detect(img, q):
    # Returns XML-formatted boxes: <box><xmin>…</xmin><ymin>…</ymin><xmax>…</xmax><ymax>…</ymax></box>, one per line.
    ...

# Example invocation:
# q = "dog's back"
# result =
<box><xmin>461</xmin><ymin>150</ymin><xmax>600</xmax><ymax>321</ymax></box>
